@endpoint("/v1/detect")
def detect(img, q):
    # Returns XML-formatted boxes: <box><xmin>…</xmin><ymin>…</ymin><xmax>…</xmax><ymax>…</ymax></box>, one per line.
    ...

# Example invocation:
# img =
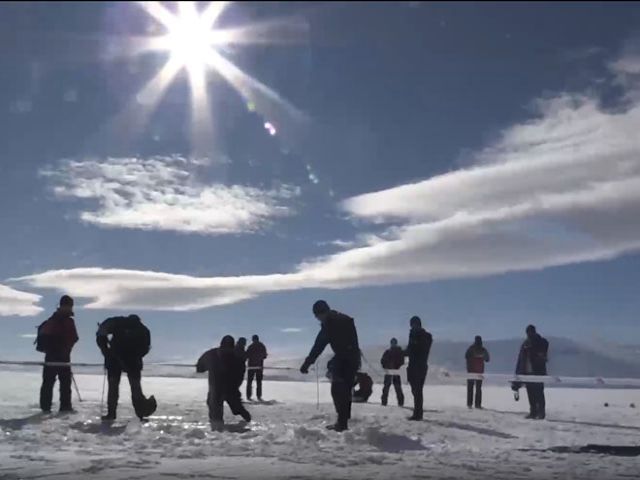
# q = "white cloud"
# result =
<box><xmin>14</xmin><ymin>49</ymin><xmax>640</xmax><ymax>311</ymax></box>
<box><xmin>281</xmin><ymin>328</ymin><xmax>303</xmax><ymax>333</ymax></box>
<box><xmin>0</xmin><ymin>284</ymin><xmax>42</xmax><ymax>317</ymax></box>
<box><xmin>13</xmin><ymin>268</ymin><xmax>303</xmax><ymax>311</ymax></box>
<box><xmin>20</xmin><ymin>333</ymin><xmax>37</xmax><ymax>339</ymax></box>
<box><xmin>41</xmin><ymin>156</ymin><xmax>299</xmax><ymax>235</ymax></box>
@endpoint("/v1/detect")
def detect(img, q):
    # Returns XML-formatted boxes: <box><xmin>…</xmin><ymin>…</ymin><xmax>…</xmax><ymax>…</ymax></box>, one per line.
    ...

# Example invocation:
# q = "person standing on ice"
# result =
<box><xmin>515</xmin><ymin>324</ymin><xmax>549</xmax><ymax>419</ymax></box>
<box><xmin>404</xmin><ymin>316</ymin><xmax>433</xmax><ymax>421</ymax></box>
<box><xmin>246</xmin><ymin>334</ymin><xmax>268</xmax><ymax>401</ymax></box>
<box><xmin>380</xmin><ymin>337</ymin><xmax>405</xmax><ymax>407</ymax></box>
<box><xmin>197</xmin><ymin>335</ymin><xmax>251</xmax><ymax>428</ymax></box>
<box><xmin>96</xmin><ymin>315</ymin><xmax>156</xmax><ymax>422</ymax></box>
<box><xmin>300</xmin><ymin>300</ymin><xmax>361</xmax><ymax>432</ymax></box>
<box><xmin>465</xmin><ymin>335</ymin><xmax>490</xmax><ymax>409</ymax></box>
<box><xmin>235</xmin><ymin>337</ymin><xmax>248</xmax><ymax>395</ymax></box>
<box><xmin>37</xmin><ymin>295</ymin><xmax>79</xmax><ymax>414</ymax></box>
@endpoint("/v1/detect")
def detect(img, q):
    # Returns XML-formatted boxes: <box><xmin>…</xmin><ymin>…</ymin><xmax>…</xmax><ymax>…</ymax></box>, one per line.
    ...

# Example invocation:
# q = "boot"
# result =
<box><xmin>326</xmin><ymin>423</ymin><xmax>348</xmax><ymax>432</ymax></box>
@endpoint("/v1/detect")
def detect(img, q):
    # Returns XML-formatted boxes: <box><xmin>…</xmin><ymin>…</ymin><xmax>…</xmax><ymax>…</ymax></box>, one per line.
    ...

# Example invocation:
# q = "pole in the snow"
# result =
<box><xmin>100</xmin><ymin>369</ymin><xmax>107</xmax><ymax>414</ymax></box>
<box><xmin>71</xmin><ymin>373</ymin><xmax>83</xmax><ymax>402</ymax></box>
<box><xmin>315</xmin><ymin>364</ymin><xmax>320</xmax><ymax>410</ymax></box>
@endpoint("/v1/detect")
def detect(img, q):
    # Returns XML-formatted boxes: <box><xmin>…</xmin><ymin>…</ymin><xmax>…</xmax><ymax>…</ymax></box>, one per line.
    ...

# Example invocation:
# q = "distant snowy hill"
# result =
<box><xmin>267</xmin><ymin>337</ymin><xmax>640</xmax><ymax>383</ymax></box>
<box><xmin>3</xmin><ymin>336</ymin><xmax>638</xmax><ymax>382</ymax></box>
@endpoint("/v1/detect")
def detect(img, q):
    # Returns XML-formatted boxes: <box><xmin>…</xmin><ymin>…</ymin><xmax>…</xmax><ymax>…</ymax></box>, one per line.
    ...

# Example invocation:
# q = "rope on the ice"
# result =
<box><xmin>315</xmin><ymin>364</ymin><xmax>320</xmax><ymax>410</ymax></box>
<box><xmin>0</xmin><ymin>360</ymin><xmax>297</xmax><ymax>371</ymax></box>
<box><xmin>360</xmin><ymin>351</ymin><xmax>386</xmax><ymax>377</ymax></box>
<box><xmin>435</xmin><ymin>370</ymin><xmax>640</xmax><ymax>387</ymax></box>
<box><xmin>2</xmin><ymin>360</ymin><xmax>640</xmax><ymax>387</ymax></box>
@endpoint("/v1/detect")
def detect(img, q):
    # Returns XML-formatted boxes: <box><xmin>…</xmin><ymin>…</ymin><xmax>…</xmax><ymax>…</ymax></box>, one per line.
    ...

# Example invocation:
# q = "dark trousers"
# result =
<box><xmin>381</xmin><ymin>374</ymin><xmax>404</xmax><ymax>406</ymax></box>
<box><xmin>467</xmin><ymin>379</ymin><xmax>483</xmax><ymax>407</ymax></box>
<box><xmin>328</xmin><ymin>356</ymin><xmax>359</xmax><ymax>427</ymax></box>
<box><xmin>207</xmin><ymin>386</ymin><xmax>249</xmax><ymax>423</ymax></box>
<box><xmin>246</xmin><ymin>369</ymin><xmax>263</xmax><ymax>399</ymax></box>
<box><xmin>331</xmin><ymin>379</ymin><xmax>353</xmax><ymax>426</ymax></box>
<box><xmin>40</xmin><ymin>365</ymin><xmax>72</xmax><ymax>412</ymax></box>
<box><xmin>407</xmin><ymin>365</ymin><xmax>428</xmax><ymax>419</ymax></box>
<box><xmin>107</xmin><ymin>366</ymin><xmax>145</xmax><ymax>418</ymax></box>
<box><xmin>526</xmin><ymin>382</ymin><xmax>546</xmax><ymax>417</ymax></box>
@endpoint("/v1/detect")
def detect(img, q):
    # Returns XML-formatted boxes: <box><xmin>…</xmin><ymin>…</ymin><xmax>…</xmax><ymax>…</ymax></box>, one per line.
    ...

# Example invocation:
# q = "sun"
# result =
<box><xmin>110</xmin><ymin>2</ymin><xmax>307</xmax><ymax>156</ymax></box>
<box><xmin>142</xmin><ymin>2</ymin><xmax>228</xmax><ymax>88</ymax></box>
<box><xmin>151</xmin><ymin>2</ymin><xmax>229</xmax><ymax>79</ymax></box>
<box><xmin>165</xmin><ymin>6</ymin><xmax>216</xmax><ymax>72</ymax></box>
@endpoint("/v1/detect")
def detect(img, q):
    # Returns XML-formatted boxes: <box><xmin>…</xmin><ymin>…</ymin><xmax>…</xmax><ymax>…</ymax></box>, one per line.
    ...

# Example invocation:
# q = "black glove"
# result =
<box><xmin>300</xmin><ymin>360</ymin><xmax>311</xmax><ymax>374</ymax></box>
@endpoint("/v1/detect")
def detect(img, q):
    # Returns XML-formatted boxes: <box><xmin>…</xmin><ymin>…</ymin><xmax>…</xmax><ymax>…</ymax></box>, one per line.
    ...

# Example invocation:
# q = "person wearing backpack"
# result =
<box><xmin>96</xmin><ymin>315</ymin><xmax>156</xmax><ymax>422</ymax></box>
<box><xmin>37</xmin><ymin>295</ymin><xmax>79</xmax><ymax>414</ymax></box>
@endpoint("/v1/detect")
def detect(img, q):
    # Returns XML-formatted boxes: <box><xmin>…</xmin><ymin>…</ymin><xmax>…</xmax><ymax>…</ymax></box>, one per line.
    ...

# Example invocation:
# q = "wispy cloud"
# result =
<box><xmin>0</xmin><ymin>284</ymin><xmax>42</xmax><ymax>317</ymax></box>
<box><xmin>14</xmin><ymin>268</ymin><xmax>299</xmax><ymax>310</ymax></box>
<box><xmin>14</xmin><ymin>47</ymin><xmax>640</xmax><ymax>311</ymax></box>
<box><xmin>41</xmin><ymin>156</ymin><xmax>300</xmax><ymax>235</ymax></box>
<box><xmin>20</xmin><ymin>333</ymin><xmax>37</xmax><ymax>339</ymax></box>
<box><xmin>281</xmin><ymin>327</ymin><xmax>303</xmax><ymax>333</ymax></box>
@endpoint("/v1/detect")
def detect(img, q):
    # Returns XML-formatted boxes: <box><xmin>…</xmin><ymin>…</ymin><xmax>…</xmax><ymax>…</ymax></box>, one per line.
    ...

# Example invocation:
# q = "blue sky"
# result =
<box><xmin>2</xmin><ymin>2</ymin><xmax>640</xmax><ymax>362</ymax></box>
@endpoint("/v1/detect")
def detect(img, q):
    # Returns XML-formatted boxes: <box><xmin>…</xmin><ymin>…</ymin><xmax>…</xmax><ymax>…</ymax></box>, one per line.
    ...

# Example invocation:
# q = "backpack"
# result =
<box><xmin>34</xmin><ymin>319</ymin><xmax>54</xmax><ymax>353</ymax></box>
<box><xmin>114</xmin><ymin>320</ymin><xmax>150</xmax><ymax>358</ymax></box>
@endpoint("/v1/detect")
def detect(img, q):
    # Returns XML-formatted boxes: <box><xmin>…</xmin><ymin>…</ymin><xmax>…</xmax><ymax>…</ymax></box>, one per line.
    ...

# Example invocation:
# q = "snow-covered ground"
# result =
<box><xmin>1</xmin><ymin>371</ymin><xmax>639</xmax><ymax>479</ymax></box>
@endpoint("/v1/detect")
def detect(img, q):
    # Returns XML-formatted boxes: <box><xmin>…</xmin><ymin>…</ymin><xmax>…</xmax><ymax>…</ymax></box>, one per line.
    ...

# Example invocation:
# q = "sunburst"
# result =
<box><xmin>117</xmin><ymin>1</ymin><xmax>306</xmax><ymax>155</ymax></box>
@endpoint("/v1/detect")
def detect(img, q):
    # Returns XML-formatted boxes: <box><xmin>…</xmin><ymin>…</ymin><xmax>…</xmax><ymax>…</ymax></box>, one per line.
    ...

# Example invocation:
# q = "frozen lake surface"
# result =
<box><xmin>1</xmin><ymin>371</ymin><xmax>639</xmax><ymax>479</ymax></box>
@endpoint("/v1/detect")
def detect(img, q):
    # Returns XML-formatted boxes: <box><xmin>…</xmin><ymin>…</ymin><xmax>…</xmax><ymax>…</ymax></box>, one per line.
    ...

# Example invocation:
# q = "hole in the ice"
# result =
<box><xmin>0</xmin><ymin>413</ymin><xmax>50</xmax><ymax>431</ymax></box>
<box><xmin>430</xmin><ymin>420</ymin><xmax>518</xmax><ymax>439</ymax></box>
<box><xmin>68</xmin><ymin>421</ymin><xmax>128</xmax><ymax>436</ymax></box>
<box><xmin>521</xmin><ymin>445</ymin><xmax>640</xmax><ymax>457</ymax></box>
<box><xmin>364</xmin><ymin>427</ymin><xmax>427</xmax><ymax>452</ymax></box>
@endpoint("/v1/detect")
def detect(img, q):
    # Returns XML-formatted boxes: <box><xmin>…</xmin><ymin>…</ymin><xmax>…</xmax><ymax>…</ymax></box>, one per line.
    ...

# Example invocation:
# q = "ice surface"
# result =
<box><xmin>1</xmin><ymin>371</ymin><xmax>639</xmax><ymax>479</ymax></box>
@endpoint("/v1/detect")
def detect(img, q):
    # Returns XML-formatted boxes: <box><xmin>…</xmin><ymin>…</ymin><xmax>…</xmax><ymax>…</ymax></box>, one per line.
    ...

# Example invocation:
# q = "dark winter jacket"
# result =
<box><xmin>515</xmin><ymin>334</ymin><xmax>549</xmax><ymax>376</ymax></box>
<box><xmin>196</xmin><ymin>346</ymin><xmax>245</xmax><ymax>394</ymax></box>
<box><xmin>466</xmin><ymin>345</ymin><xmax>490</xmax><ymax>374</ymax></box>
<box><xmin>40</xmin><ymin>309</ymin><xmax>79</xmax><ymax>361</ymax></box>
<box><xmin>381</xmin><ymin>346</ymin><xmax>405</xmax><ymax>370</ymax></box>
<box><xmin>405</xmin><ymin>327</ymin><xmax>433</xmax><ymax>369</ymax></box>
<box><xmin>234</xmin><ymin>344</ymin><xmax>247</xmax><ymax>387</ymax></box>
<box><xmin>96</xmin><ymin>316</ymin><xmax>150</xmax><ymax>371</ymax></box>
<box><xmin>304</xmin><ymin>310</ymin><xmax>360</xmax><ymax>366</ymax></box>
<box><xmin>246</xmin><ymin>342</ymin><xmax>268</xmax><ymax>368</ymax></box>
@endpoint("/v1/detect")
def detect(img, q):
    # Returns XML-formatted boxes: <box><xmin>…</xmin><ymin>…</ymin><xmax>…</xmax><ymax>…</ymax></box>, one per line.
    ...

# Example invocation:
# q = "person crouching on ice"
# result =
<box><xmin>197</xmin><ymin>335</ymin><xmax>251</xmax><ymax>429</ymax></box>
<box><xmin>352</xmin><ymin>372</ymin><xmax>373</xmax><ymax>403</ymax></box>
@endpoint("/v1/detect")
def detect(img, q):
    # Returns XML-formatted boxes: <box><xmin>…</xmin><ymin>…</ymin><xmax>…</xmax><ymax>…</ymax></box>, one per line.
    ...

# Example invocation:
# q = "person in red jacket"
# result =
<box><xmin>465</xmin><ymin>335</ymin><xmax>490</xmax><ymax>409</ymax></box>
<box><xmin>39</xmin><ymin>295</ymin><xmax>79</xmax><ymax>413</ymax></box>
<box><xmin>380</xmin><ymin>338</ymin><xmax>405</xmax><ymax>406</ymax></box>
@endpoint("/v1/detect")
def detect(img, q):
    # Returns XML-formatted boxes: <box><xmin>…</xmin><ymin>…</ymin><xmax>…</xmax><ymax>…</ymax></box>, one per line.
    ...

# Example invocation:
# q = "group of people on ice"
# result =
<box><xmin>35</xmin><ymin>295</ymin><xmax>267</xmax><ymax>425</ymax></box>
<box><xmin>35</xmin><ymin>295</ymin><xmax>549</xmax><ymax>431</ymax></box>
